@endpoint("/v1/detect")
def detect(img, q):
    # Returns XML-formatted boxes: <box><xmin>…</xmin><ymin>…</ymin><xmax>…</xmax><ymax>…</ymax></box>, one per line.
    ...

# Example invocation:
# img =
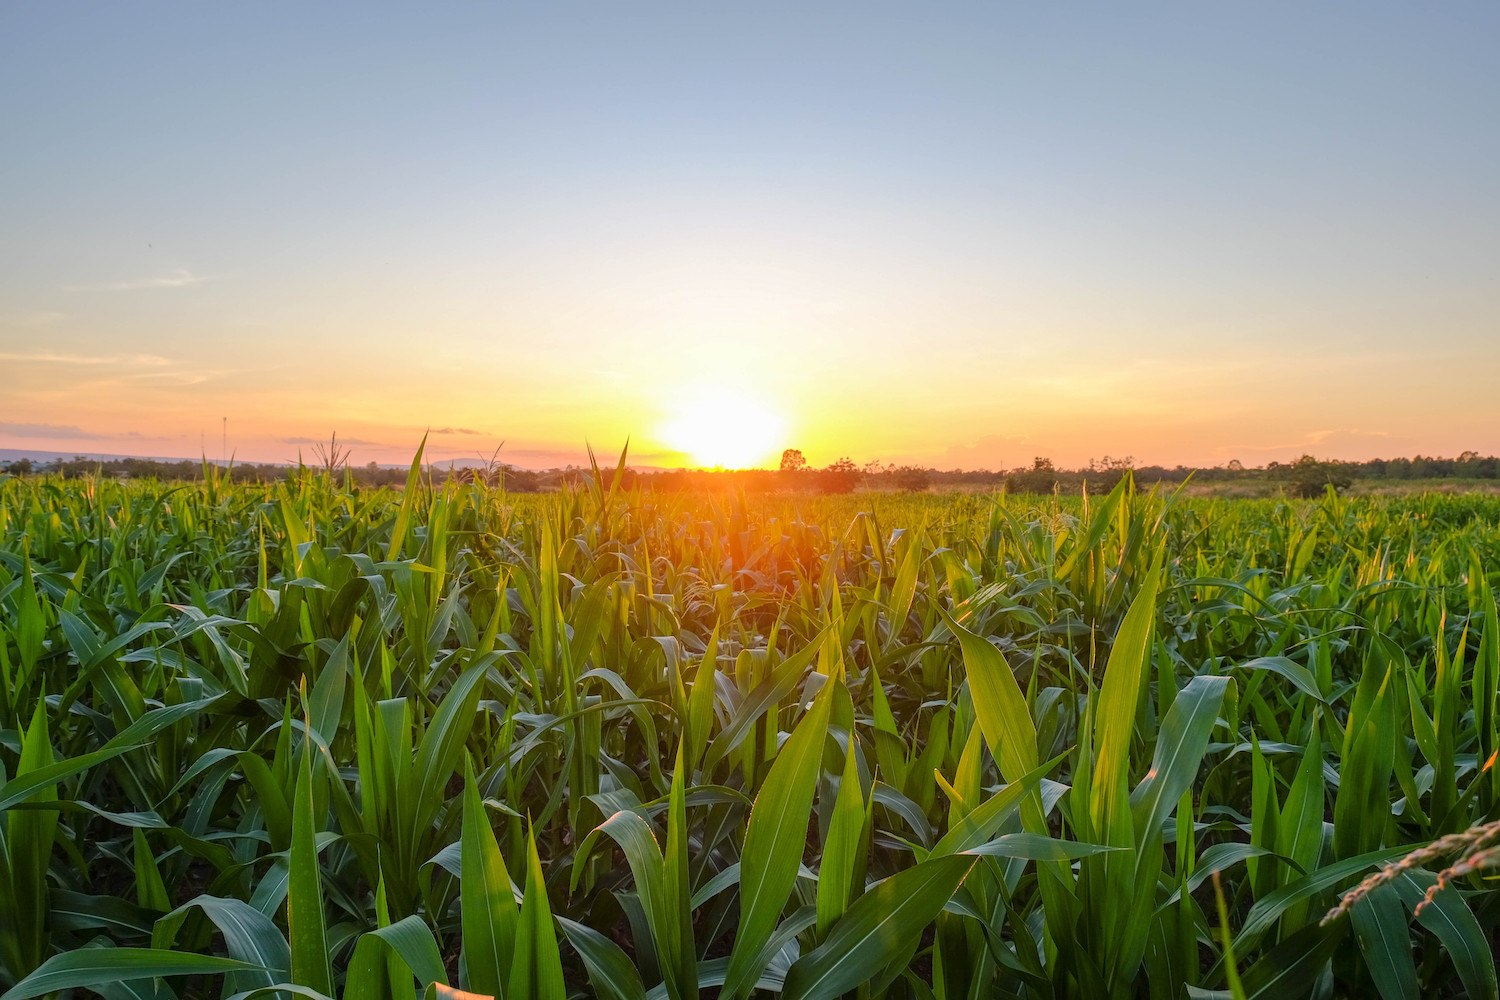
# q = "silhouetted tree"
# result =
<box><xmin>891</xmin><ymin>465</ymin><xmax>931</xmax><ymax>492</ymax></box>
<box><xmin>1280</xmin><ymin>455</ymin><xmax>1352</xmax><ymax>498</ymax></box>
<box><xmin>815</xmin><ymin>457</ymin><xmax>862</xmax><ymax>494</ymax></box>
<box><xmin>1006</xmin><ymin>456</ymin><xmax>1058</xmax><ymax>493</ymax></box>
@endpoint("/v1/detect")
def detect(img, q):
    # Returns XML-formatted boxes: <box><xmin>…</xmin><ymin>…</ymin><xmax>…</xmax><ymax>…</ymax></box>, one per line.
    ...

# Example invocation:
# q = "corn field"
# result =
<box><xmin>2</xmin><ymin>454</ymin><xmax>1499</xmax><ymax>1000</ymax></box>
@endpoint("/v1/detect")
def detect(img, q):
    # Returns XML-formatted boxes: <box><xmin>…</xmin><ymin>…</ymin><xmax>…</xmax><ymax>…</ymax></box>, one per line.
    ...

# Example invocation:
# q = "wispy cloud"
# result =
<box><xmin>65</xmin><ymin>269</ymin><xmax>211</xmax><ymax>292</ymax></box>
<box><xmin>1</xmin><ymin>310</ymin><xmax>68</xmax><ymax>329</ymax></box>
<box><xmin>281</xmin><ymin>435</ymin><xmax>386</xmax><ymax>447</ymax></box>
<box><xmin>1225</xmin><ymin>428</ymin><xmax>1415</xmax><ymax>461</ymax></box>
<box><xmin>432</xmin><ymin>426</ymin><xmax>485</xmax><ymax>436</ymax></box>
<box><xmin>0</xmin><ymin>351</ymin><xmax>174</xmax><ymax>366</ymax></box>
<box><xmin>125</xmin><ymin>370</ymin><xmax>212</xmax><ymax>385</ymax></box>
<box><xmin>0</xmin><ymin>421</ymin><xmax>104</xmax><ymax>440</ymax></box>
<box><xmin>929</xmin><ymin>434</ymin><xmax>1034</xmax><ymax>470</ymax></box>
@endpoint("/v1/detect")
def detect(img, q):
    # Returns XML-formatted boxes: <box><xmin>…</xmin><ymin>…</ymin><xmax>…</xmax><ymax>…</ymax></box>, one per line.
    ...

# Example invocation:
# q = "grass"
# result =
<box><xmin>1175</xmin><ymin>477</ymin><xmax>1500</xmax><ymax>499</ymax></box>
<box><xmin>1</xmin><ymin>459</ymin><xmax>1499</xmax><ymax>1000</ymax></box>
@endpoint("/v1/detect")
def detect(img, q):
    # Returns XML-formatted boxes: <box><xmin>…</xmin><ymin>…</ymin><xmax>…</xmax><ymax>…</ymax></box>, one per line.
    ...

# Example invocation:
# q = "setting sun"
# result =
<box><xmin>660</xmin><ymin>387</ymin><xmax>786</xmax><ymax>468</ymax></box>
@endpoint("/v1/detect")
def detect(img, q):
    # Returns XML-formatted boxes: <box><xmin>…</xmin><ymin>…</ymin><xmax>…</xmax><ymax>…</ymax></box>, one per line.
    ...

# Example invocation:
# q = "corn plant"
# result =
<box><xmin>1</xmin><ymin>463</ymin><xmax>1498</xmax><ymax>1000</ymax></box>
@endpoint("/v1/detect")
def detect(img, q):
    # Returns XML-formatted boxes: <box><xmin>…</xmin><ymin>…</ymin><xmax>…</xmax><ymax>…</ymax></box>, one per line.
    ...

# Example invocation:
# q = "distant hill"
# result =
<box><xmin>0</xmin><ymin>448</ymin><xmax>409</xmax><ymax>469</ymax></box>
<box><xmin>0</xmin><ymin>448</ymin><xmax>224</xmax><ymax>465</ymax></box>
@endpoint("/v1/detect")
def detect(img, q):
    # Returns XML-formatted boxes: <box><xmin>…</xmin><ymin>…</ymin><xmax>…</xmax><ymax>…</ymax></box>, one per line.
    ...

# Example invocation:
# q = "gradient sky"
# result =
<box><xmin>2</xmin><ymin>3</ymin><xmax>1497</xmax><ymax>470</ymax></box>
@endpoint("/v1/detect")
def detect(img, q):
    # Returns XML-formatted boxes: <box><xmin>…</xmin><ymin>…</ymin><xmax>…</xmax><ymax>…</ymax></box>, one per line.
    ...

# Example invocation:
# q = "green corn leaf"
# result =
<box><xmin>687</xmin><ymin>624</ymin><xmax>720</xmax><ymax>770</ymax></box>
<box><xmin>1389</xmin><ymin>869</ymin><xmax>1498</xmax><ymax>1000</ymax></box>
<box><xmin>1350</xmin><ymin>883</ymin><xmax>1418</xmax><ymax>1000</ymax></box>
<box><xmin>961</xmin><ymin>833</ymin><xmax>1119</xmax><ymax>860</ymax></box>
<box><xmin>508</xmin><ymin>823</ymin><xmax>566</xmax><ymax>1000</ymax></box>
<box><xmin>781</xmin><ymin>854</ymin><xmax>978</xmax><ymax>1000</ymax></box>
<box><xmin>408</xmin><ymin>662</ymin><xmax>487</xmax><ymax>846</ymax></box>
<box><xmin>0</xmin><ymin>740</ymin><xmax>149</xmax><ymax>815</ymax></box>
<box><xmin>1334</xmin><ymin>649</ymin><xmax>1398</xmax><ymax>861</ymax></box>
<box><xmin>1086</xmin><ymin>556</ymin><xmax>1163</xmax><ymax>983</ymax></box>
<box><xmin>1239</xmin><ymin>919</ymin><xmax>1346</xmax><ymax>1000</ymax></box>
<box><xmin>558</xmin><ymin>917</ymin><xmax>649</xmax><ymax>1000</ymax></box>
<box><xmin>461</xmin><ymin>758</ymin><xmax>518</xmax><ymax>998</ymax></box>
<box><xmin>929</xmin><ymin>751</ymin><xmax>1066</xmax><ymax>857</ymax></box>
<box><xmin>1234</xmin><ymin>845</ymin><xmax>1409</xmax><ymax>953</ymax></box>
<box><xmin>1091</xmin><ymin>557</ymin><xmax>1161</xmax><ymax>845</ymax></box>
<box><xmin>816</xmin><ymin>731</ymin><xmax>867</xmax><ymax>936</ymax></box>
<box><xmin>152</xmin><ymin>895</ymin><xmax>291</xmax><ymax>992</ymax></box>
<box><xmin>130</xmin><ymin>829</ymin><xmax>169</xmax><ymax>913</ymax></box>
<box><xmin>222</xmin><ymin>985</ymin><xmax>337</xmax><ymax>1000</ymax></box>
<box><xmin>661</xmin><ymin>745</ymin><xmax>697</xmax><ymax>1000</ymax></box>
<box><xmin>366</xmin><ymin>915</ymin><xmax>449</xmax><ymax>990</ymax></box>
<box><xmin>1276</xmin><ymin>718</ymin><xmax>1326</xmax><ymax>927</ymax></box>
<box><xmin>1130</xmin><ymin>673</ymin><xmax>1233</xmax><ymax>847</ymax></box>
<box><xmin>1159</xmin><ymin>843</ymin><xmax>1289</xmax><ymax>909</ymax></box>
<box><xmin>888</xmin><ymin>520</ymin><xmax>925</xmax><ymax>636</ymax></box>
<box><xmin>239</xmin><ymin>752</ymin><xmax>293</xmax><ymax>852</ymax></box>
<box><xmin>721</xmin><ymin>677</ymin><xmax>833</xmax><ymax>1000</ymax></box>
<box><xmin>1055</xmin><ymin>478</ymin><xmax>1126</xmax><ymax>582</ymax></box>
<box><xmin>387</xmin><ymin>433</ymin><xmax>428</xmax><ymax>561</ymax></box>
<box><xmin>6</xmin><ymin>698</ymin><xmax>60</xmax><ymax>977</ymax></box>
<box><xmin>942</xmin><ymin>608</ymin><xmax>1037</xmax><ymax>781</ymax></box>
<box><xmin>1233</xmin><ymin>656</ymin><xmax>1327</xmax><ymax>704</ymax></box>
<box><xmin>702</xmin><ymin>627</ymin><xmax>828</xmax><ymax>776</ymax></box>
<box><xmin>0</xmin><ymin>949</ymin><xmax>262</xmax><ymax>1000</ymax></box>
<box><xmin>307</xmin><ymin>630</ymin><xmax>351</xmax><ymax>744</ymax></box>
<box><xmin>1247</xmin><ymin>734</ymin><xmax>1279</xmax><ymax>899</ymax></box>
<box><xmin>287</xmin><ymin>742</ymin><xmax>332</xmax><ymax>996</ymax></box>
<box><xmin>868</xmin><ymin>666</ymin><xmax>907</xmax><ymax>789</ymax></box>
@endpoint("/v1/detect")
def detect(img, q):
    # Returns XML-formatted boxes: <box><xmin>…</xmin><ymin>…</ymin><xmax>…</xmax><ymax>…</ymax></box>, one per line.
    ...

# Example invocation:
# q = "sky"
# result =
<box><xmin>2</xmin><ymin>2</ymin><xmax>1497</xmax><ymax>471</ymax></box>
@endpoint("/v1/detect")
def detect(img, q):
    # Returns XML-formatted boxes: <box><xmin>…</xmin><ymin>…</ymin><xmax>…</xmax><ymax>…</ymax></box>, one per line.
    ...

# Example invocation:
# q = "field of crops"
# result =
<box><xmin>2</xmin><ymin>459</ymin><xmax>1499</xmax><ymax>1000</ymax></box>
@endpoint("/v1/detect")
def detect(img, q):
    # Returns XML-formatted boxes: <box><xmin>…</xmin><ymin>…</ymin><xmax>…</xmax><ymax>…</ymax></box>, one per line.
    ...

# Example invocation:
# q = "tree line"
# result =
<box><xmin>5</xmin><ymin>449</ymin><xmax>1499</xmax><ymax>496</ymax></box>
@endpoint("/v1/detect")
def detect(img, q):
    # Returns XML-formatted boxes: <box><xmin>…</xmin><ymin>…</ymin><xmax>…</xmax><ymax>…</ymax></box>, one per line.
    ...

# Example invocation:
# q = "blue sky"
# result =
<box><xmin>2</xmin><ymin>2</ymin><xmax>1496</xmax><ymax>468</ymax></box>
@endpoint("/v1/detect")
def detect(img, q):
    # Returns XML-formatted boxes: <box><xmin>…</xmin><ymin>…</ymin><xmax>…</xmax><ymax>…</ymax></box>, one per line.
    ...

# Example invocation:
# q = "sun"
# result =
<box><xmin>661</xmin><ymin>387</ymin><xmax>786</xmax><ymax>468</ymax></box>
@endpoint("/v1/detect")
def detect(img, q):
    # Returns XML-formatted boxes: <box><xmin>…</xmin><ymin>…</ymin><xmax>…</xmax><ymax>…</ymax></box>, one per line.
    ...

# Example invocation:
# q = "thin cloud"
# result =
<box><xmin>65</xmin><ymin>269</ymin><xmax>211</xmax><ymax>292</ymax></box>
<box><xmin>125</xmin><ymin>370</ymin><xmax>212</xmax><ymax>385</ymax></box>
<box><xmin>0</xmin><ymin>351</ymin><xmax>174</xmax><ymax>366</ymax></box>
<box><xmin>1225</xmin><ymin>428</ymin><xmax>1415</xmax><ymax>462</ymax></box>
<box><xmin>930</xmin><ymin>433</ymin><xmax>1034</xmax><ymax>470</ymax></box>
<box><xmin>1</xmin><ymin>310</ymin><xmax>68</xmax><ymax>328</ymax></box>
<box><xmin>0</xmin><ymin>421</ymin><xmax>104</xmax><ymax>440</ymax></box>
<box><xmin>281</xmin><ymin>435</ymin><xmax>386</xmax><ymax>447</ymax></box>
<box><xmin>431</xmin><ymin>427</ymin><xmax>485</xmax><ymax>435</ymax></box>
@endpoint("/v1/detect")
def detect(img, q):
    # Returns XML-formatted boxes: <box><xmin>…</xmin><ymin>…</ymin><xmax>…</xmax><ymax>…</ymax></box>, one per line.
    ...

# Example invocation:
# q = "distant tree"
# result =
<box><xmin>1007</xmin><ymin>456</ymin><xmax>1058</xmax><ymax>494</ymax></box>
<box><xmin>1281</xmin><ymin>454</ymin><xmax>1352</xmax><ymax>498</ymax></box>
<box><xmin>891</xmin><ymin>465</ymin><xmax>931</xmax><ymax>492</ymax></box>
<box><xmin>779</xmin><ymin>448</ymin><xmax>807</xmax><ymax>472</ymax></box>
<box><xmin>814</xmin><ymin>457</ymin><xmax>862</xmax><ymax>494</ymax></box>
<box><xmin>1227</xmin><ymin>459</ymin><xmax>1245</xmax><ymax>472</ymax></box>
<box><xmin>1085</xmin><ymin>455</ymin><xmax>1134</xmax><ymax>491</ymax></box>
<box><xmin>3</xmin><ymin>458</ymin><xmax>33</xmax><ymax>476</ymax></box>
<box><xmin>504</xmin><ymin>466</ymin><xmax>542</xmax><ymax>492</ymax></box>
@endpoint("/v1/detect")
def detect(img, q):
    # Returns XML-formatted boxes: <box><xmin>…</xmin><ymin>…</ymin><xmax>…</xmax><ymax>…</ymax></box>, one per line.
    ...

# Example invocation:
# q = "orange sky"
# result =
<box><xmin>3</xmin><ymin>5</ymin><xmax>1497</xmax><ymax>470</ymax></box>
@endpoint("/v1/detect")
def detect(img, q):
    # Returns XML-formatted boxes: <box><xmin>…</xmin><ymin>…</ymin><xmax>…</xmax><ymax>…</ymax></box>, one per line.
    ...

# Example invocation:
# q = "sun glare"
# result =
<box><xmin>661</xmin><ymin>388</ymin><xmax>786</xmax><ymax>468</ymax></box>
